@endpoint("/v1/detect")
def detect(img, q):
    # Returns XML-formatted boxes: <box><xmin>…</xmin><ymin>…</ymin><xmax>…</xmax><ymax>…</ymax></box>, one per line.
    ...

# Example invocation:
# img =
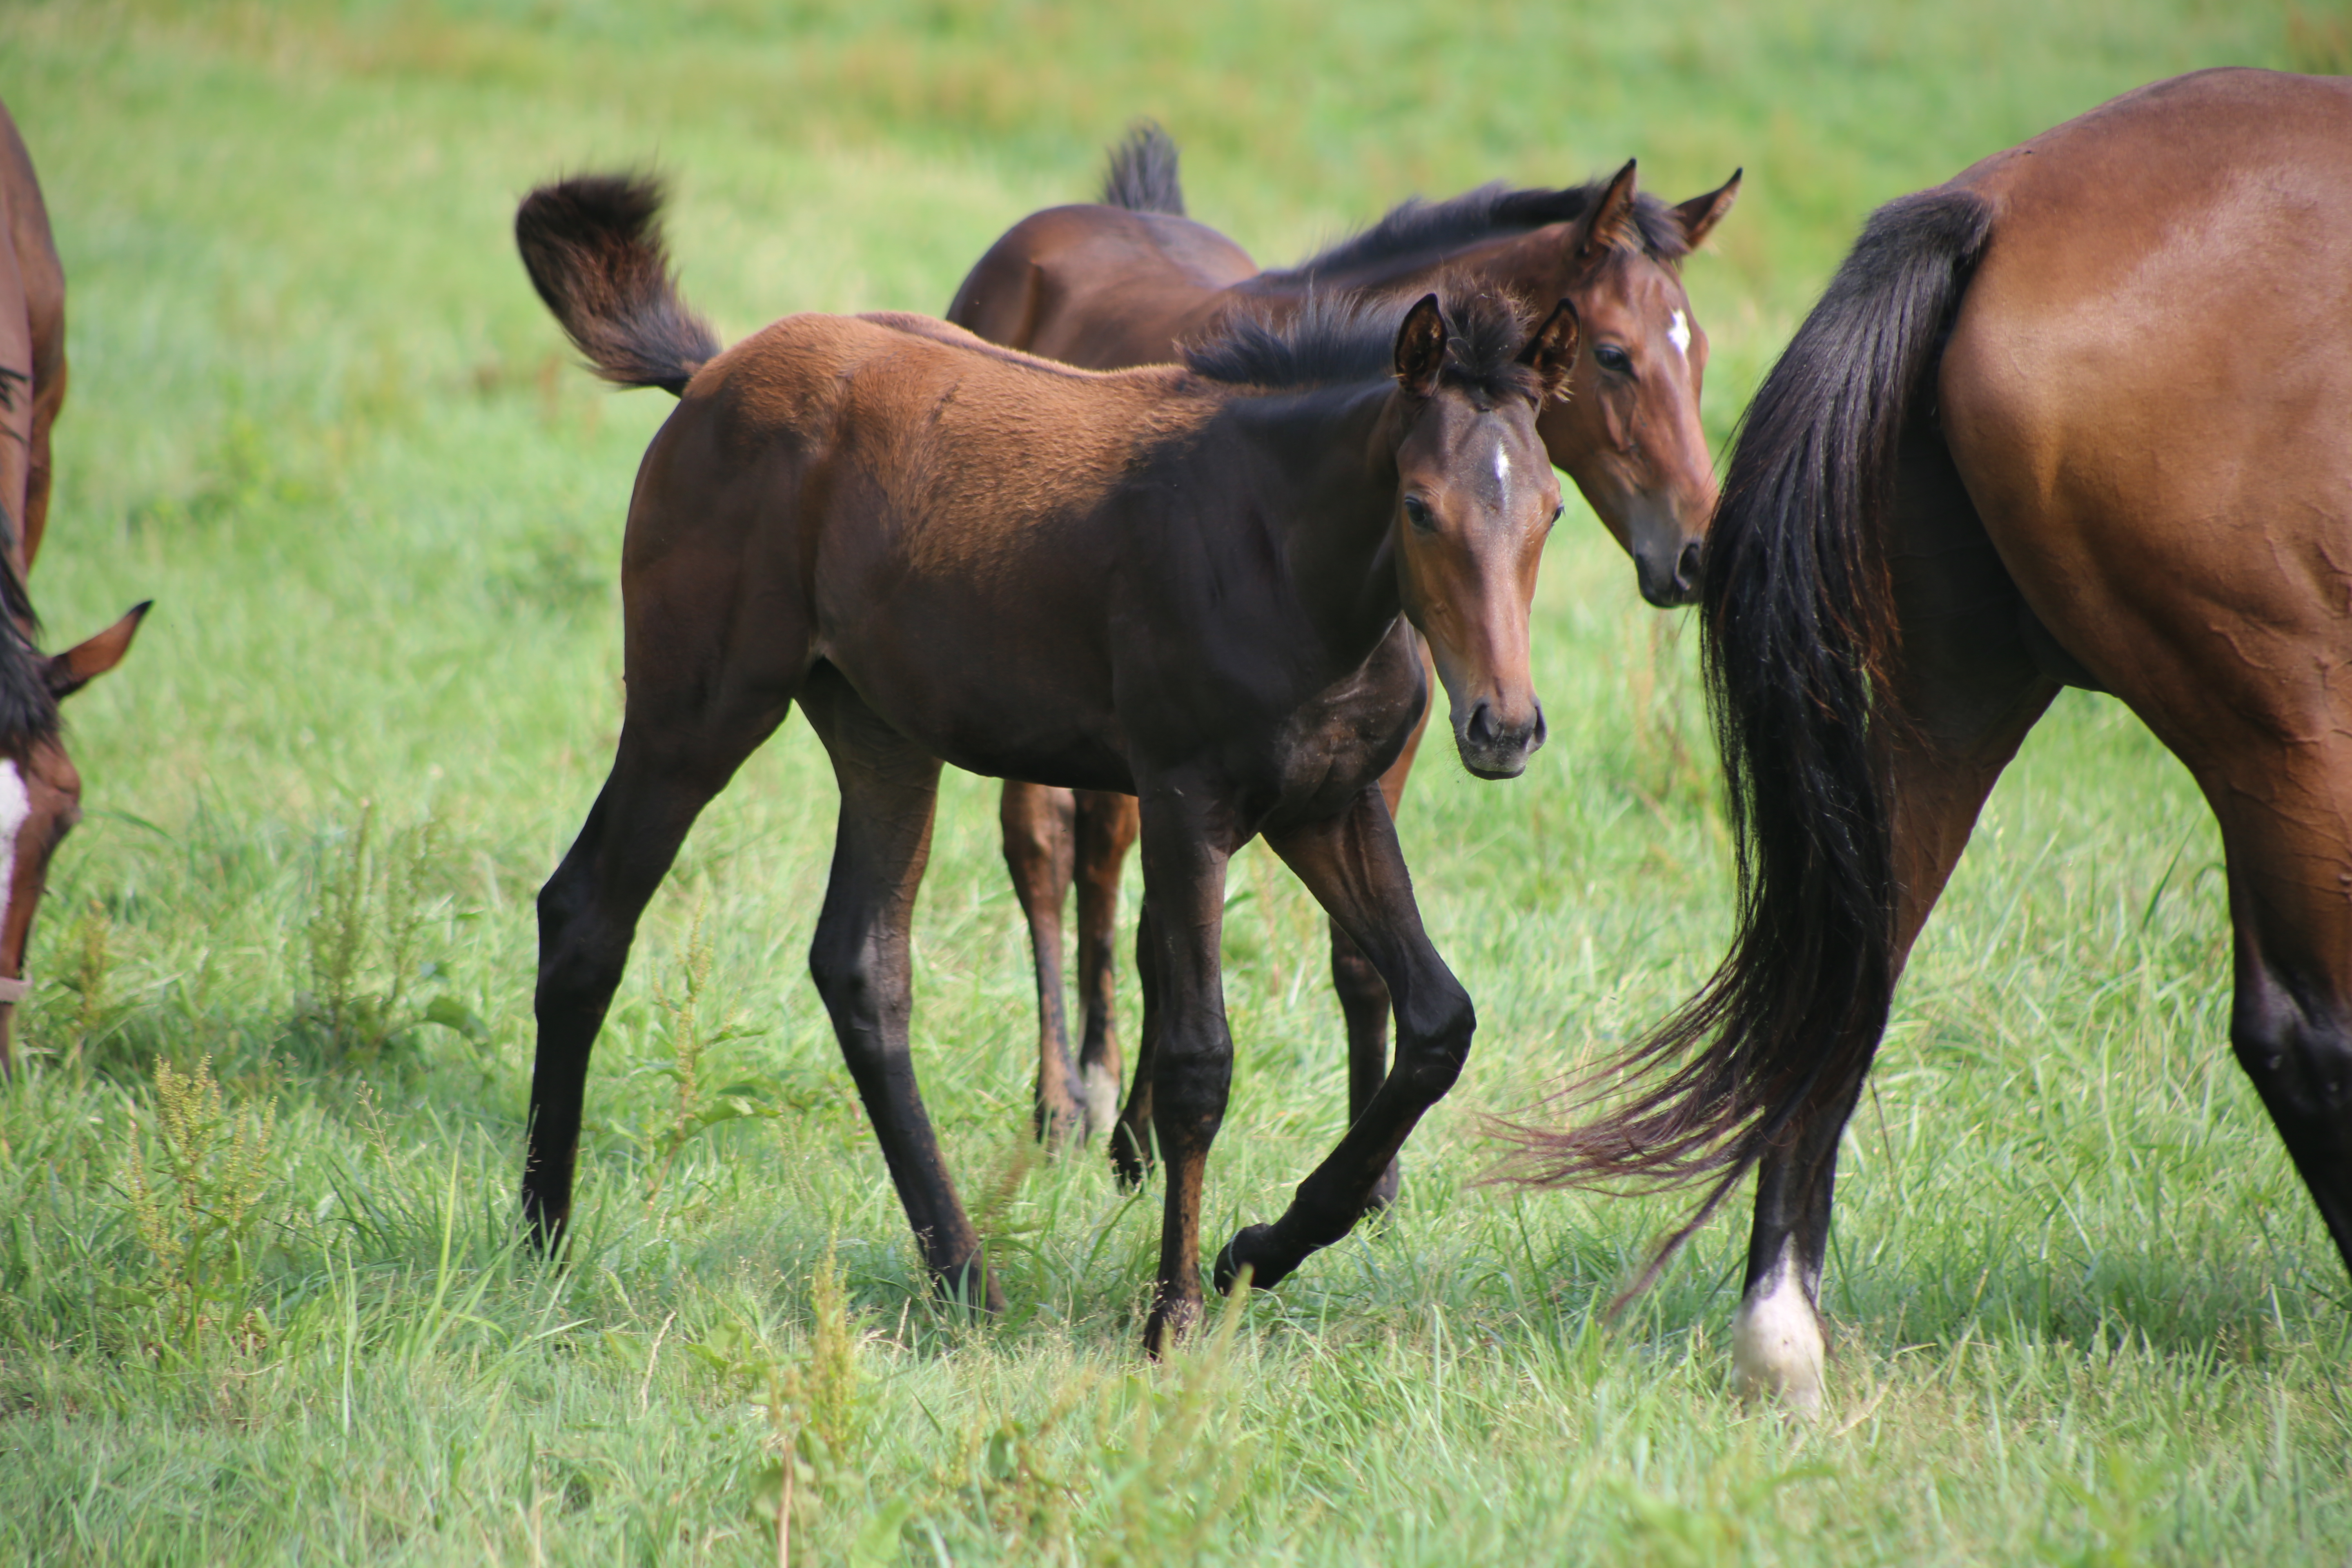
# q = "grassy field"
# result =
<box><xmin>3</xmin><ymin>1</ymin><xmax>2350</xmax><ymax>1561</ymax></box>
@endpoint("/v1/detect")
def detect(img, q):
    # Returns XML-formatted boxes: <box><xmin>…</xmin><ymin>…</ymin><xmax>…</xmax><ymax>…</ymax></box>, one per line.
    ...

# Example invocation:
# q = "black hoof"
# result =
<box><xmin>1213</xmin><ymin>1223</ymin><xmax>1286</xmax><ymax>1295</ymax></box>
<box><xmin>1108</xmin><ymin>1126</ymin><xmax>1153</xmax><ymax>1190</ymax></box>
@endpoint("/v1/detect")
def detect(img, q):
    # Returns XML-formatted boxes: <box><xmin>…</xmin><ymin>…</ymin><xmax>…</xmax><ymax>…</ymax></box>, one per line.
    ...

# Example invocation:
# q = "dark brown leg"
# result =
<box><xmin>1073</xmin><ymin>788</ymin><xmax>1140</xmax><ymax>1140</ymax></box>
<box><xmin>804</xmin><ymin>668</ymin><xmax>1002</xmax><ymax>1312</ymax></box>
<box><xmin>1214</xmin><ymin>783</ymin><xmax>1473</xmax><ymax>1295</ymax></box>
<box><xmin>1135</xmin><ymin>787</ymin><xmax>1238</xmax><ymax>1353</ymax></box>
<box><xmin>1109</xmin><ymin>893</ymin><xmax>1161</xmax><ymax>1188</ymax></box>
<box><xmin>1000</xmin><ymin>780</ymin><xmax>1083</xmax><ymax>1146</ymax></box>
<box><xmin>1732</xmin><ymin>425</ymin><xmax>2056</xmax><ymax>1408</ymax></box>
<box><xmin>526</xmin><ymin>700</ymin><xmax>791</xmax><ymax>1250</ymax></box>
<box><xmin>1327</xmin><ymin>677</ymin><xmax>1433</xmax><ymax>1214</ymax></box>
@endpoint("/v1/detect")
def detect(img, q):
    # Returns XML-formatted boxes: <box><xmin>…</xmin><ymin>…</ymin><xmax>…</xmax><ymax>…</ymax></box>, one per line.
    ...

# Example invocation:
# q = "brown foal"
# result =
<box><xmin>948</xmin><ymin>127</ymin><xmax>1738</xmax><ymax>1187</ymax></box>
<box><xmin>1508</xmin><ymin>68</ymin><xmax>2352</xmax><ymax>1410</ymax></box>
<box><xmin>514</xmin><ymin>174</ymin><xmax>1577</xmax><ymax>1346</ymax></box>
<box><xmin>0</xmin><ymin>99</ymin><xmax>149</xmax><ymax>1076</ymax></box>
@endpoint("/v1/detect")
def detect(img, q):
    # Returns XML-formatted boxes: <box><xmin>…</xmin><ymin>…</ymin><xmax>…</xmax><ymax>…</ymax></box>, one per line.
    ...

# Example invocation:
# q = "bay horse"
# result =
<box><xmin>0</xmin><ymin>99</ymin><xmax>150</xmax><ymax>1077</ymax></box>
<box><xmin>949</xmin><ymin>126</ymin><xmax>1739</xmax><ymax>1187</ymax></box>
<box><xmin>1503</xmin><ymin>68</ymin><xmax>2352</xmax><ymax>1410</ymax></box>
<box><xmin>514</xmin><ymin>173</ymin><xmax>1578</xmax><ymax>1346</ymax></box>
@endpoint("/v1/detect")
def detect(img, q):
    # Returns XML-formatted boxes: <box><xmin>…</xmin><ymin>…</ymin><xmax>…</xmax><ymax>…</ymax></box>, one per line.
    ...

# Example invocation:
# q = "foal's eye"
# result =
<box><xmin>1403</xmin><ymin>494</ymin><xmax>1435</xmax><ymax>532</ymax></box>
<box><xmin>1595</xmin><ymin>344</ymin><xmax>1634</xmax><ymax>375</ymax></box>
<box><xmin>1550</xmin><ymin>501</ymin><xmax>1565</xmax><ymax>525</ymax></box>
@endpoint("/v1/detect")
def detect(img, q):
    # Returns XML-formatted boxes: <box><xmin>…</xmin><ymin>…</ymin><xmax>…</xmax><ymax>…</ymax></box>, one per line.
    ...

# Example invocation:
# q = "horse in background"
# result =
<box><xmin>514</xmin><ymin>173</ymin><xmax>1579</xmax><ymax>1346</ymax></box>
<box><xmin>949</xmin><ymin>125</ymin><xmax>1739</xmax><ymax>1189</ymax></box>
<box><xmin>1503</xmin><ymin>68</ymin><xmax>2352</xmax><ymax>1412</ymax></box>
<box><xmin>0</xmin><ymin>99</ymin><xmax>151</xmax><ymax>1076</ymax></box>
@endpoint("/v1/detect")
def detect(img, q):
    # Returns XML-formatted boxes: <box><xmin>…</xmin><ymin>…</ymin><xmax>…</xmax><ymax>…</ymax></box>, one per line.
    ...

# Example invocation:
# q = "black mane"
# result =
<box><xmin>1267</xmin><ymin>176</ymin><xmax>1690</xmax><ymax>282</ymax></box>
<box><xmin>0</xmin><ymin>506</ymin><xmax>57</xmax><ymax>755</ymax></box>
<box><xmin>1184</xmin><ymin>286</ymin><xmax>1537</xmax><ymax>402</ymax></box>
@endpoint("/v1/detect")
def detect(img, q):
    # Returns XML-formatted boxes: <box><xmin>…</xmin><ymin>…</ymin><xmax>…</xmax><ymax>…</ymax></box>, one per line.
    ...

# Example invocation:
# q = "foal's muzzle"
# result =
<box><xmin>1458</xmin><ymin>698</ymin><xmax>1547</xmax><ymax>780</ymax></box>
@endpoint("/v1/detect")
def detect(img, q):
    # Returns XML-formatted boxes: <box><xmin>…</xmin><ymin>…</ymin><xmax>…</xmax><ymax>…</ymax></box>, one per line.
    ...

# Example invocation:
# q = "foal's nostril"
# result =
<box><xmin>1530</xmin><ymin>704</ymin><xmax>1548</xmax><ymax>750</ymax></box>
<box><xmin>1675</xmin><ymin>539</ymin><xmax>1705</xmax><ymax>596</ymax></box>
<box><xmin>1465</xmin><ymin>701</ymin><xmax>1498</xmax><ymax>747</ymax></box>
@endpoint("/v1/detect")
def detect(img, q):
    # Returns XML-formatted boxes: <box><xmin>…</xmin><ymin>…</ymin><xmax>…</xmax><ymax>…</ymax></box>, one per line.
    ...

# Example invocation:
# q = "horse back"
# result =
<box><xmin>946</xmin><ymin>203</ymin><xmax>1256</xmax><ymax>368</ymax></box>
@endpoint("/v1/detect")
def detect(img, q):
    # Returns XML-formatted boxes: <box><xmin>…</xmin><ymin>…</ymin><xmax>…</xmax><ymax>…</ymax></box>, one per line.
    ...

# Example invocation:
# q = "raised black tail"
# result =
<box><xmin>1494</xmin><ymin>187</ymin><xmax>1995</xmax><ymax>1291</ymax></box>
<box><xmin>1099</xmin><ymin>121</ymin><xmax>1185</xmax><ymax>216</ymax></box>
<box><xmin>514</xmin><ymin>173</ymin><xmax>720</xmax><ymax>397</ymax></box>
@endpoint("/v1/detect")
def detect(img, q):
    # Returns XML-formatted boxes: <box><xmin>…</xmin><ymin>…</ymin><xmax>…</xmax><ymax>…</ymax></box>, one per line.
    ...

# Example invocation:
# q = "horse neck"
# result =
<box><xmin>1221</xmin><ymin>382</ymin><xmax>1405</xmax><ymax>659</ymax></box>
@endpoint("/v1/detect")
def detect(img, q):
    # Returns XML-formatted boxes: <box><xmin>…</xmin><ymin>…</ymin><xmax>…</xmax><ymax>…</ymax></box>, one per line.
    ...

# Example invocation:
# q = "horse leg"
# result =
<box><xmin>2205</xmin><ymin>755</ymin><xmax>2352</xmax><ymax>1281</ymax></box>
<box><xmin>1000</xmin><ymin>780</ymin><xmax>1083</xmax><ymax>1147</ymax></box>
<box><xmin>526</xmin><ymin>700</ymin><xmax>791</xmax><ymax>1249</ymax></box>
<box><xmin>802</xmin><ymin>667</ymin><xmax>1002</xmax><ymax>1312</ymax></box>
<box><xmin>1215</xmin><ymin>783</ymin><xmax>1474</xmax><ymax>1294</ymax></box>
<box><xmin>1136</xmin><ymin>788</ymin><xmax>1237</xmax><ymax>1352</ymax></box>
<box><xmin>1731</xmin><ymin>425</ymin><xmax>2057</xmax><ymax>1409</ymax></box>
<box><xmin>1108</xmin><ymin>892</ymin><xmax>1161</xmax><ymax>1189</ymax></box>
<box><xmin>1327</xmin><ymin>685</ymin><xmax>1434</xmax><ymax>1215</ymax></box>
<box><xmin>1073</xmin><ymin>788</ymin><xmax>1140</xmax><ymax>1140</ymax></box>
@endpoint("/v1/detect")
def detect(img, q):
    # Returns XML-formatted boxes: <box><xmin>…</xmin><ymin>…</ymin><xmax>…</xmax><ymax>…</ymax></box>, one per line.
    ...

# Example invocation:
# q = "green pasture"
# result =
<box><xmin>2</xmin><ymin>1</ymin><xmax>2348</xmax><ymax>1561</ymax></box>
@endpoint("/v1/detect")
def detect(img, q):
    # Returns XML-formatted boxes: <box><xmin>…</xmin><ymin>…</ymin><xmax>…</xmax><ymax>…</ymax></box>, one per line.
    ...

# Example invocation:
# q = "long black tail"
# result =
<box><xmin>1099</xmin><ymin>121</ymin><xmax>1185</xmax><ymax>215</ymax></box>
<box><xmin>514</xmin><ymin>173</ymin><xmax>720</xmax><ymax>397</ymax></box>
<box><xmin>1494</xmin><ymin>187</ymin><xmax>1996</xmax><ymax>1291</ymax></box>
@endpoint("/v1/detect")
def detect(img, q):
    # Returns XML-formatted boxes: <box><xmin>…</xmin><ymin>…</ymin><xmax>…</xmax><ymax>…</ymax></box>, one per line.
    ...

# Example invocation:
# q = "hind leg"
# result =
<box><xmin>1108</xmin><ymin>892</ymin><xmax>1162</xmax><ymax>1188</ymax></box>
<box><xmin>1072</xmin><ymin>789</ymin><xmax>1139</xmax><ymax>1140</ymax></box>
<box><xmin>526</xmin><ymin>697</ymin><xmax>791</xmax><ymax>1248</ymax></box>
<box><xmin>1001</xmin><ymin>781</ymin><xmax>1084</xmax><ymax>1146</ymax></box>
<box><xmin>803</xmin><ymin>667</ymin><xmax>1003</xmax><ymax>1311</ymax></box>
<box><xmin>1732</xmin><ymin>426</ymin><xmax>2057</xmax><ymax>1408</ymax></box>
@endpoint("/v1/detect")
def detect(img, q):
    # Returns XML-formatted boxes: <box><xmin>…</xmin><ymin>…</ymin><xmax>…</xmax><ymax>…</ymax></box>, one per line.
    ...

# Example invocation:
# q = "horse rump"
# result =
<box><xmin>514</xmin><ymin>172</ymin><xmax>720</xmax><ymax>396</ymax></box>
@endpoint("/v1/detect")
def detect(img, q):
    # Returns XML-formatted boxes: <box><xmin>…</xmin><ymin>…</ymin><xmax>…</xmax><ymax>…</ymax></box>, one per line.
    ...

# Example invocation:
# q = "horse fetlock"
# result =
<box><xmin>1143</xmin><ymin>1286</ymin><xmax>1204</xmax><ymax>1357</ymax></box>
<box><xmin>1080</xmin><ymin>1061</ymin><xmax>1121</xmax><ymax>1141</ymax></box>
<box><xmin>1213</xmin><ymin>1222</ymin><xmax>1295</xmax><ymax>1295</ymax></box>
<box><xmin>1730</xmin><ymin>1245</ymin><xmax>1827</xmax><ymax>1414</ymax></box>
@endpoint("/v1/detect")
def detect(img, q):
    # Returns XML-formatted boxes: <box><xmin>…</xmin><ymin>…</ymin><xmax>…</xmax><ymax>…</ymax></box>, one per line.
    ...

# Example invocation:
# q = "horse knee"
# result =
<box><xmin>1394</xmin><ymin>985</ymin><xmax>1475</xmax><ymax>1100</ymax></box>
<box><xmin>2232</xmin><ymin>984</ymin><xmax>2352</xmax><ymax>1122</ymax></box>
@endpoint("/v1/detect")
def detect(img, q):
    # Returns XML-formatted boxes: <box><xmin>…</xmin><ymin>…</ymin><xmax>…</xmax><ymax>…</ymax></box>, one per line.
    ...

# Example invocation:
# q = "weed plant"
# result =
<box><xmin>0</xmin><ymin>2</ymin><xmax>2346</xmax><ymax>1563</ymax></box>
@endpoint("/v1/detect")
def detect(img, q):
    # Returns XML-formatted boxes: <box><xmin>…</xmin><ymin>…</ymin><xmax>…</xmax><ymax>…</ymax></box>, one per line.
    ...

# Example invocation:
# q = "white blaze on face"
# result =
<box><xmin>1730</xmin><ymin>1238</ymin><xmax>1826</xmax><ymax>1414</ymax></box>
<box><xmin>1666</xmin><ymin>309</ymin><xmax>1692</xmax><ymax>360</ymax></box>
<box><xmin>0</xmin><ymin>761</ymin><xmax>27</xmax><ymax>939</ymax></box>
<box><xmin>1492</xmin><ymin>440</ymin><xmax>1511</xmax><ymax>496</ymax></box>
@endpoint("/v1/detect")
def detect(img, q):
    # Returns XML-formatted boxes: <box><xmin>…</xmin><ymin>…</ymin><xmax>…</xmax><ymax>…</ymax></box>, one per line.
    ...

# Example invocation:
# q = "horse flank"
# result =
<box><xmin>1490</xmin><ymin>187</ymin><xmax>1996</xmax><ymax>1298</ymax></box>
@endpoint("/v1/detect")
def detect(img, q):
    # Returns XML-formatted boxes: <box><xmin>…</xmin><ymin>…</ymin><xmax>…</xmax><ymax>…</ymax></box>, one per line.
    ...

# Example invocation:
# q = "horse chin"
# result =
<box><xmin>1457</xmin><ymin>746</ymin><xmax>1530</xmax><ymax>781</ymax></box>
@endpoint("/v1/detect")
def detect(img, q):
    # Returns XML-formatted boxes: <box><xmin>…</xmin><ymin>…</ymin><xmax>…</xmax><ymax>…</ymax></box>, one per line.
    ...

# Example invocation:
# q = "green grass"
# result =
<box><xmin>3</xmin><ymin>1</ymin><xmax>2350</xmax><ymax>1561</ymax></box>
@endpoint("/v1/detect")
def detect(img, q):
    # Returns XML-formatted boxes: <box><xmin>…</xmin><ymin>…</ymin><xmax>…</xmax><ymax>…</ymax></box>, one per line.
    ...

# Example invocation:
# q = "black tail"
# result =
<box><xmin>1099</xmin><ymin>121</ymin><xmax>1185</xmax><ymax>216</ymax></box>
<box><xmin>1492</xmin><ymin>187</ymin><xmax>1996</xmax><ymax>1294</ymax></box>
<box><xmin>514</xmin><ymin>173</ymin><xmax>721</xmax><ymax>397</ymax></box>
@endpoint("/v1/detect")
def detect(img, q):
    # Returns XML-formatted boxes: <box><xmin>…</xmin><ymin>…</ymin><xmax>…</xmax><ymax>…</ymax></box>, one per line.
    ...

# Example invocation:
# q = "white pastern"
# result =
<box><xmin>1730</xmin><ymin>1239</ymin><xmax>1826</xmax><ymax>1413</ymax></box>
<box><xmin>1666</xmin><ymin>309</ymin><xmax>1692</xmax><ymax>359</ymax></box>
<box><xmin>0</xmin><ymin>760</ymin><xmax>27</xmax><ymax>937</ymax></box>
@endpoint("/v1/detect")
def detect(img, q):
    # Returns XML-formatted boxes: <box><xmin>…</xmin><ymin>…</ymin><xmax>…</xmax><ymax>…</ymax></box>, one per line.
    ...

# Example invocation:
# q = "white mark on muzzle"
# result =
<box><xmin>1667</xmin><ymin>309</ymin><xmax>1692</xmax><ymax>359</ymax></box>
<box><xmin>0</xmin><ymin>761</ymin><xmax>28</xmax><ymax>942</ymax></box>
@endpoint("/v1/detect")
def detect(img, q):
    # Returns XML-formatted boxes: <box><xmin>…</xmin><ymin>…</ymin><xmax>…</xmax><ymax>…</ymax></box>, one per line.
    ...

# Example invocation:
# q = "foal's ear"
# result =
<box><xmin>1674</xmin><ymin>169</ymin><xmax>1742</xmax><ymax>252</ymax></box>
<box><xmin>1519</xmin><ymin>299</ymin><xmax>1581</xmax><ymax>401</ymax></box>
<box><xmin>45</xmin><ymin>601</ymin><xmax>151</xmax><ymax>699</ymax></box>
<box><xmin>1393</xmin><ymin>293</ymin><xmax>1448</xmax><ymax>399</ymax></box>
<box><xmin>1575</xmin><ymin>160</ymin><xmax>1643</xmax><ymax>262</ymax></box>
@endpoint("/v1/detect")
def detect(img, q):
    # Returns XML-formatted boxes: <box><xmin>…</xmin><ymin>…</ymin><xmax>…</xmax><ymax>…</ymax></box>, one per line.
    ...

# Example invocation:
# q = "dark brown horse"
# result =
<box><xmin>0</xmin><ymin>100</ymin><xmax>149</xmax><ymax>1076</ymax></box>
<box><xmin>514</xmin><ymin>174</ymin><xmax>1577</xmax><ymax>1346</ymax></box>
<box><xmin>1506</xmin><ymin>69</ymin><xmax>2352</xmax><ymax>1410</ymax></box>
<box><xmin>949</xmin><ymin>127</ymin><xmax>1739</xmax><ymax>1183</ymax></box>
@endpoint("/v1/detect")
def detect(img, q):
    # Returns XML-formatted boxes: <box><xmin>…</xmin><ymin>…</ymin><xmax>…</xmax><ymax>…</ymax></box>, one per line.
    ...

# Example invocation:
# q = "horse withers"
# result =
<box><xmin>512</xmin><ymin>173</ymin><xmax>1576</xmax><ymax>1348</ymax></box>
<box><xmin>1505</xmin><ymin>67</ymin><xmax>2352</xmax><ymax>1410</ymax></box>
<box><xmin>949</xmin><ymin>126</ymin><xmax>1739</xmax><ymax>1180</ymax></box>
<box><xmin>0</xmin><ymin>100</ymin><xmax>150</xmax><ymax>1076</ymax></box>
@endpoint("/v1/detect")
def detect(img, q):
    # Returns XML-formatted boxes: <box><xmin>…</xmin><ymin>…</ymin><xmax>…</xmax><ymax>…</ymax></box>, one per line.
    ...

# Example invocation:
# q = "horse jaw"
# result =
<box><xmin>1730</xmin><ymin>1238</ymin><xmax>1826</xmax><ymax>1413</ymax></box>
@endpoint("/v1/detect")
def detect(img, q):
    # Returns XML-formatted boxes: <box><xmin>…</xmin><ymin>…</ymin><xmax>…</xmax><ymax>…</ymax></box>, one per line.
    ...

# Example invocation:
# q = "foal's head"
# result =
<box><xmin>1386</xmin><ymin>292</ymin><xmax>1578</xmax><ymax>779</ymax></box>
<box><xmin>0</xmin><ymin>583</ymin><xmax>146</xmax><ymax>1075</ymax></box>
